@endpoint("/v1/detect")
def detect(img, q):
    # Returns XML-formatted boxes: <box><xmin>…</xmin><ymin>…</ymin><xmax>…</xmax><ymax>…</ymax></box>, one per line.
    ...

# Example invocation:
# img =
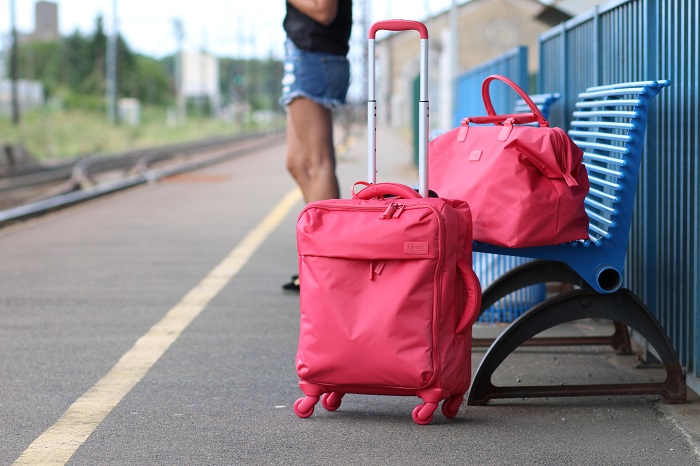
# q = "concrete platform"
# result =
<box><xmin>1</xmin><ymin>125</ymin><xmax>698</xmax><ymax>465</ymax></box>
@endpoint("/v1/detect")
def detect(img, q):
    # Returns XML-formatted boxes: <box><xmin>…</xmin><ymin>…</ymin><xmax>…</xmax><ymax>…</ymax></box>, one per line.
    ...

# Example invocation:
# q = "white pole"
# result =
<box><xmin>448</xmin><ymin>0</ymin><xmax>459</xmax><ymax>128</ymax></box>
<box><xmin>106</xmin><ymin>0</ymin><xmax>118</xmax><ymax>123</ymax></box>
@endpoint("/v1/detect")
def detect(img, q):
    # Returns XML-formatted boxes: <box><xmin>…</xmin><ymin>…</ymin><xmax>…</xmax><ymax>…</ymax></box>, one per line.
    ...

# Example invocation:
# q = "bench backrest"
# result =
<box><xmin>513</xmin><ymin>93</ymin><xmax>561</xmax><ymax>121</ymax></box>
<box><xmin>567</xmin><ymin>80</ymin><xmax>671</xmax><ymax>248</ymax></box>
<box><xmin>473</xmin><ymin>80</ymin><xmax>670</xmax><ymax>294</ymax></box>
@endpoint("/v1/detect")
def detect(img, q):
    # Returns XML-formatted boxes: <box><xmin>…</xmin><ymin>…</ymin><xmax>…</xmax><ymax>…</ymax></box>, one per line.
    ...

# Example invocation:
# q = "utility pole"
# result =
<box><xmin>9</xmin><ymin>0</ymin><xmax>20</xmax><ymax>125</ymax></box>
<box><xmin>173</xmin><ymin>18</ymin><xmax>185</xmax><ymax>123</ymax></box>
<box><xmin>447</xmin><ymin>0</ymin><xmax>459</xmax><ymax>128</ymax></box>
<box><xmin>106</xmin><ymin>0</ymin><xmax>118</xmax><ymax>123</ymax></box>
<box><xmin>357</xmin><ymin>0</ymin><xmax>370</xmax><ymax>102</ymax></box>
<box><xmin>199</xmin><ymin>30</ymin><xmax>207</xmax><ymax>117</ymax></box>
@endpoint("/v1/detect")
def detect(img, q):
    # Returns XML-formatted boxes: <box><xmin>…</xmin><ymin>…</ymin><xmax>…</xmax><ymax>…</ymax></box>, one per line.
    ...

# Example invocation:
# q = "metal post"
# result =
<box><xmin>367</xmin><ymin>38</ymin><xmax>376</xmax><ymax>184</ymax></box>
<box><xmin>418</xmin><ymin>38</ymin><xmax>429</xmax><ymax>197</ymax></box>
<box><xmin>173</xmin><ymin>19</ymin><xmax>185</xmax><ymax>124</ymax></box>
<box><xmin>447</xmin><ymin>0</ymin><xmax>458</xmax><ymax>128</ymax></box>
<box><xmin>10</xmin><ymin>0</ymin><xmax>20</xmax><ymax>125</ymax></box>
<box><xmin>106</xmin><ymin>0</ymin><xmax>118</xmax><ymax>123</ymax></box>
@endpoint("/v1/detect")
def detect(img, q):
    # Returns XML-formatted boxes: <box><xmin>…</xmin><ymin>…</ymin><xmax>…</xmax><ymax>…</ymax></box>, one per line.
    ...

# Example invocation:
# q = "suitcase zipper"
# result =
<box><xmin>381</xmin><ymin>202</ymin><xmax>405</xmax><ymax>219</ymax></box>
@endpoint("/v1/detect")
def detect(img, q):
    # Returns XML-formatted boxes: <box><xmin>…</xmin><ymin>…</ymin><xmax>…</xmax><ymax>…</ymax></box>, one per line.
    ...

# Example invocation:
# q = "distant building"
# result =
<box><xmin>374</xmin><ymin>0</ymin><xmax>605</xmax><ymax>130</ymax></box>
<box><xmin>0</xmin><ymin>79</ymin><xmax>44</xmax><ymax>116</ymax></box>
<box><xmin>180</xmin><ymin>50</ymin><xmax>221</xmax><ymax>113</ymax></box>
<box><xmin>26</xmin><ymin>1</ymin><xmax>60</xmax><ymax>42</ymax></box>
<box><xmin>1</xmin><ymin>2</ymin><xmax>54</xmax><ymax>112</ymax></box>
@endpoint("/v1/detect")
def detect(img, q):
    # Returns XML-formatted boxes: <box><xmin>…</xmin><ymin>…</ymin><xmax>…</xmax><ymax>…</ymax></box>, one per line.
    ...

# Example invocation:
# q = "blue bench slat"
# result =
<box><xmin>577</xmin><ymin>88</ymin><xmax>647</xmax><ymax>99</ymax></box>
<box><xmin>584</xmin><ymin>163</ymin><xmax>623</xmax><ymax>178</ymax></box>
<box><xmin>569</xmin><ymin>130</ymin><xmax>632</xmax><ymax>142</ymax></box>
<box><xmin>588</xmin><ymin>187</ymin><xmax>620</xmax><ymax>202</ymax></box>
<box><xmin>584</xmin><ymin>79</ymin><xmax>671</xmax><ymax>92</ymax></box>
<box><xmin>576</xmin><ymin>141</ymin><xmax>630</xmax><ymax>154</ymax></box>
<box><xmin>570</xmin><ymin>121</ymin><xmax>635</xmax><ymax>130</ymax></box>
<box><xmin>573</xmin><ymin>110</ymin><xmax>637</xmax><ymax>119</ymax></box>
<box><xmin>584</xmin><ymin>196</ymin><xmax>617</xmax><ymax>214</ymax></box>
<box><xmin>576</xmin><ymin>99</ymin><xmax>642</xmax><ymax>108</ymax></box>
<box><xmin>583</xmin><ymin>153</ymin><xmax>627</xmax><ymax>166</ymax></box>
<box><xmin>588</xmin><ymin>177</ymin><xmax>621</xmax><ymax>190</ymax></box>
<box><xmin>587</xmin><ymin>222</ymin><xmax>613</xmax><ymax>239</ymax></box>
<box><xmin>586</xmin><ymin>209</ymin><xmax>616</xmax><ymax>227</ymax></box>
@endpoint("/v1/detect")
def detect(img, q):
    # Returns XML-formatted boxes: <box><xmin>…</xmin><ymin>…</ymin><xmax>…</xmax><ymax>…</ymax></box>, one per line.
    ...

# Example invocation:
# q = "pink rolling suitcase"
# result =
<box><xmin>293</xmin><ymin>20</ymin><xmax>482</xmax><ymax>425</ymax></box>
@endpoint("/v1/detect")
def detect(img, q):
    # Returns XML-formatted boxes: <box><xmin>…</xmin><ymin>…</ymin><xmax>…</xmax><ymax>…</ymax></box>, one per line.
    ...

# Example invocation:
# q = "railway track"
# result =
<box><xmin>0</xmin><ymin>131</ymin><xmax>285</xmax><ymax>228</ymax></box>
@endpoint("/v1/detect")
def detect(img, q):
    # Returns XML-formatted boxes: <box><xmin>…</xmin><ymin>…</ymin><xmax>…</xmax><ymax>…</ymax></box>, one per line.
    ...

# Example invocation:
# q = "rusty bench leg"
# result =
<box><xmin>474</xmin><ymin>259</ymin><xmax>633</xmax><ymax>355</ymax></box>
<box><xmin>468</xmin><ymin>288</ymin><xmax>687</xmax><ymax>406</ymax></box>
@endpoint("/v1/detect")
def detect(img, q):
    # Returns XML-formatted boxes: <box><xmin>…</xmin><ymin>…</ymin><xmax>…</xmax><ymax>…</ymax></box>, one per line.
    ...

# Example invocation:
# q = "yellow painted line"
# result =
<box><xmin>13</xmin><ymin>188</ymin><xmax>303</xmax><ymax>466</ymax></box>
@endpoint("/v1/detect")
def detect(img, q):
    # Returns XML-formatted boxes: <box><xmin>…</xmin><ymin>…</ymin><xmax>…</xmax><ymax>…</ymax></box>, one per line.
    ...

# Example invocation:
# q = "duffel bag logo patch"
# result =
<box><xmin>469</xmin><ymin>150</ymin><xmax>482</xmax><ymax>161</ymax></box>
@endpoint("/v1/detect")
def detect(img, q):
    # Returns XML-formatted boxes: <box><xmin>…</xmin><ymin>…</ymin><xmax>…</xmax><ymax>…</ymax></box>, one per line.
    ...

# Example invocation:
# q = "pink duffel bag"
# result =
<box><xmin>429</xmin><ymin>74</ymin><xmax>590</xmax><ymax>248</ymax></box>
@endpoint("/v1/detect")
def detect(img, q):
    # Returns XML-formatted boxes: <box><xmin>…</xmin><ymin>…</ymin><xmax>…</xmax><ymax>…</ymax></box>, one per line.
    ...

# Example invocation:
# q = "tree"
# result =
<box><xmin>219</xmin><ymin>56</ymin><xmax>283</xmax><ymax>112</ymax></box>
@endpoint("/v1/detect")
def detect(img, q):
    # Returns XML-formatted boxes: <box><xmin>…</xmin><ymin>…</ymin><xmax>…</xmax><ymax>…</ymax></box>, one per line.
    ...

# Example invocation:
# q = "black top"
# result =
<box><xmin>283</xmin><ymin>0</ymin><xmax>352</xmax><ymax>56</ymax></box>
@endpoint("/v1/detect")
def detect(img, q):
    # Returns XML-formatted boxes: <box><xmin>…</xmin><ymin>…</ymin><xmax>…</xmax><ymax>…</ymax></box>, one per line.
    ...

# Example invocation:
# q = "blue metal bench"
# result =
<box><xmin>512</xmin><ymin>92</ymin><xmax>561</xmax><ymax>121</ymax></box>
<box><xmin>467</xmin><ymin>80</ymin><xmax>687</xmax><ymax>405</ymax></box>
<box><xmin>475</xmin><ymin>92</ymin><xmax>560</xmax><ymax>323</ymax></box>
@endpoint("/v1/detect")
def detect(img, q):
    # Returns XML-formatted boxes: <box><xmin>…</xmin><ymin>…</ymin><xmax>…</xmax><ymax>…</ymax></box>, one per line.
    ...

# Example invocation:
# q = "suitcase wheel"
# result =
<box><xmin>411</xmin><ymin>402</ymin><xmax>439</xmax><ymax>425</ymax></box>
<box><xmin>441</xmin><ymin>395</ymin><xmax>464</xmax><ymax>419</ymax></box>
<box><xmin>294</xmin><ymin>396</ymin><xmax>319</xmax><ymax>419</ymax></box>
<box><xmin>321</xmin><ymin>392</ymin><xmax>344</xmax><ymax>411</ymax></box>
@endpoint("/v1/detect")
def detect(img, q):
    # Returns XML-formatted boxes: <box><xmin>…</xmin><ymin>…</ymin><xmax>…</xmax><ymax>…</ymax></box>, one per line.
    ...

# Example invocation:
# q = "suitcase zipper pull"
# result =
<box><xmin>369</xmin><ymin>260</ymin><xmax>387</xmax><ymax>280</ymax></box>
<box><xmin>381</xmin><ymin>202</ymin><xmax>405</xmax><ymax>219</ymax></box>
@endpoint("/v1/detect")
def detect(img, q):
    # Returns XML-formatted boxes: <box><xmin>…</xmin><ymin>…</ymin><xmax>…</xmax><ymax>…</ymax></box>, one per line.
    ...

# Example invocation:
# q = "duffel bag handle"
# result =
<box><xmin>455</xmin><ymin>261</ymin><xmax>482</xmax><ymax>335</ymax></box>
<box><xmin>352</xmin><ymin>181</ymin><xmax>422</xmax><ymax>200</ymax></box>
<box><xmin>482</xmin><ymin>74</ymin><xmax>549</xmax><ymax>128</ymax></box>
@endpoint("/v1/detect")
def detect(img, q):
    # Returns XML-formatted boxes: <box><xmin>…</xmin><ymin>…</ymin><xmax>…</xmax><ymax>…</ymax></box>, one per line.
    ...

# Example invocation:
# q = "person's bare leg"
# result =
<box><xmin>286</xmin><ymin>97</ymin><xmax>340</xmax><ymax>202</ymax></box>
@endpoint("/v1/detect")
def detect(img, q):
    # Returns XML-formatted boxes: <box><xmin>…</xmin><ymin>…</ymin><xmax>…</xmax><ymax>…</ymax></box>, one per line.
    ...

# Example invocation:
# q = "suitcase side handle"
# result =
<box><xmin>455</xmin><ymin>261</ymin><xmax>482</xmax><ymax>334</ymax></box>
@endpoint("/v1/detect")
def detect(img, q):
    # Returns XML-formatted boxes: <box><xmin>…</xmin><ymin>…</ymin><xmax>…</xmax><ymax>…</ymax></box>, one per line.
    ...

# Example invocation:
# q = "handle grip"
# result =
<box><xmin>482</xmin><ymin>75</ymin><xmax>549</xmax><ymax>127</ymax></box>
<box><xmin>369</xmin><ymin>20</ymin><xmax>429</xmax><ymax>39</ymax></box>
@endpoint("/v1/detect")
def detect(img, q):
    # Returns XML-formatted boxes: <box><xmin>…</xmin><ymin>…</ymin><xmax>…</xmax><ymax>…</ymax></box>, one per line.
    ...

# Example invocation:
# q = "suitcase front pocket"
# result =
<box><xmin>297</xmin><ymin>255</ymin><xmax>438</xmax><ymax>389</ymax></box>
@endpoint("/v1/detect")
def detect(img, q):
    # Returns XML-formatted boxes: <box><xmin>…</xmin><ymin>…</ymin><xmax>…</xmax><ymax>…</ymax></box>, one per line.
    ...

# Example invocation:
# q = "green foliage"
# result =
<box><xmin>127</xmin><ymin>55</ymin><xmax>173</xmax><ymax>106</ymax></box>
<box><xmin>3</xmin><ymin>12</ymin><xmax>285</xmax><ymax>159</ymax></box>
<box><xmin>219</xmin><ymin>56</ymin><xmax>284</xmax><ymax>111</ymax></box>
<box><xmin>12</xmin><ymin>14</ymin><xmax>169</xmax><ymax>106</ymax></box>
<box><xmin>60</xmin><ymin>92</ymin><xmax>105</xmax><ymax>112</ymax></box>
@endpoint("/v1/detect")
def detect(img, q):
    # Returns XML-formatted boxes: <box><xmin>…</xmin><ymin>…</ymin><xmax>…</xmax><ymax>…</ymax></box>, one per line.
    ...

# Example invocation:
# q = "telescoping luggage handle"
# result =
<box><xmin>368</xmin><ymin>20</ymin><xmax>429</xmax><ymax>198</ymax></box>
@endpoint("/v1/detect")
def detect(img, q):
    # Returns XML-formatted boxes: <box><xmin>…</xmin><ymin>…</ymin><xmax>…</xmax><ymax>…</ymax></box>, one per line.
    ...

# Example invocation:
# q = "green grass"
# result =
<box><xmin>0</xmin><ymin>106</ymin><xmax>285</xmax><ymax>162</ymax></box>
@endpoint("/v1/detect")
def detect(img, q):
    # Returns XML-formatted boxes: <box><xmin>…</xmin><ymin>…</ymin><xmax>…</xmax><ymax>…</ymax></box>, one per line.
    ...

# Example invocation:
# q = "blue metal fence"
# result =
<box><xmin>534</xmin><ymin>0</ymin><xmax>698</xmax><ymax>393</ymax></box>
<box><xmin>450</xmin><ymin>0</ymin><xmax>698</xmax><ymax>393</ymax></box>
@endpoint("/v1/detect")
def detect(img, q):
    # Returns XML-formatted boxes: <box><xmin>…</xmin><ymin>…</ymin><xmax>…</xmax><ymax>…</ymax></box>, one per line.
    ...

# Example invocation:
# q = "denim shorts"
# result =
<box><xmin>279</xmin><ymin>39</ymin><xmax>350</xmax><ymax>110</ymax></box>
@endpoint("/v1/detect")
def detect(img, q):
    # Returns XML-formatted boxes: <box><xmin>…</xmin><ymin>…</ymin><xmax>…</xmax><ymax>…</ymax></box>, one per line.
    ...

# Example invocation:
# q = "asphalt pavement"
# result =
<box><xmin>1</xmin><ymin>125</ymin><xmax>699</xmax><ymax>465</ymax></box>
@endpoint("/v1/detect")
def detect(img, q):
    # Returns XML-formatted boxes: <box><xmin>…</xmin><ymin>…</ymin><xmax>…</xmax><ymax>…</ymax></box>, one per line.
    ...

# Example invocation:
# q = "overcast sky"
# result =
<box><xmin>0</xmin><ymin>0</ymin><xmax>468</xmax><ymax>59</ymax></box>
